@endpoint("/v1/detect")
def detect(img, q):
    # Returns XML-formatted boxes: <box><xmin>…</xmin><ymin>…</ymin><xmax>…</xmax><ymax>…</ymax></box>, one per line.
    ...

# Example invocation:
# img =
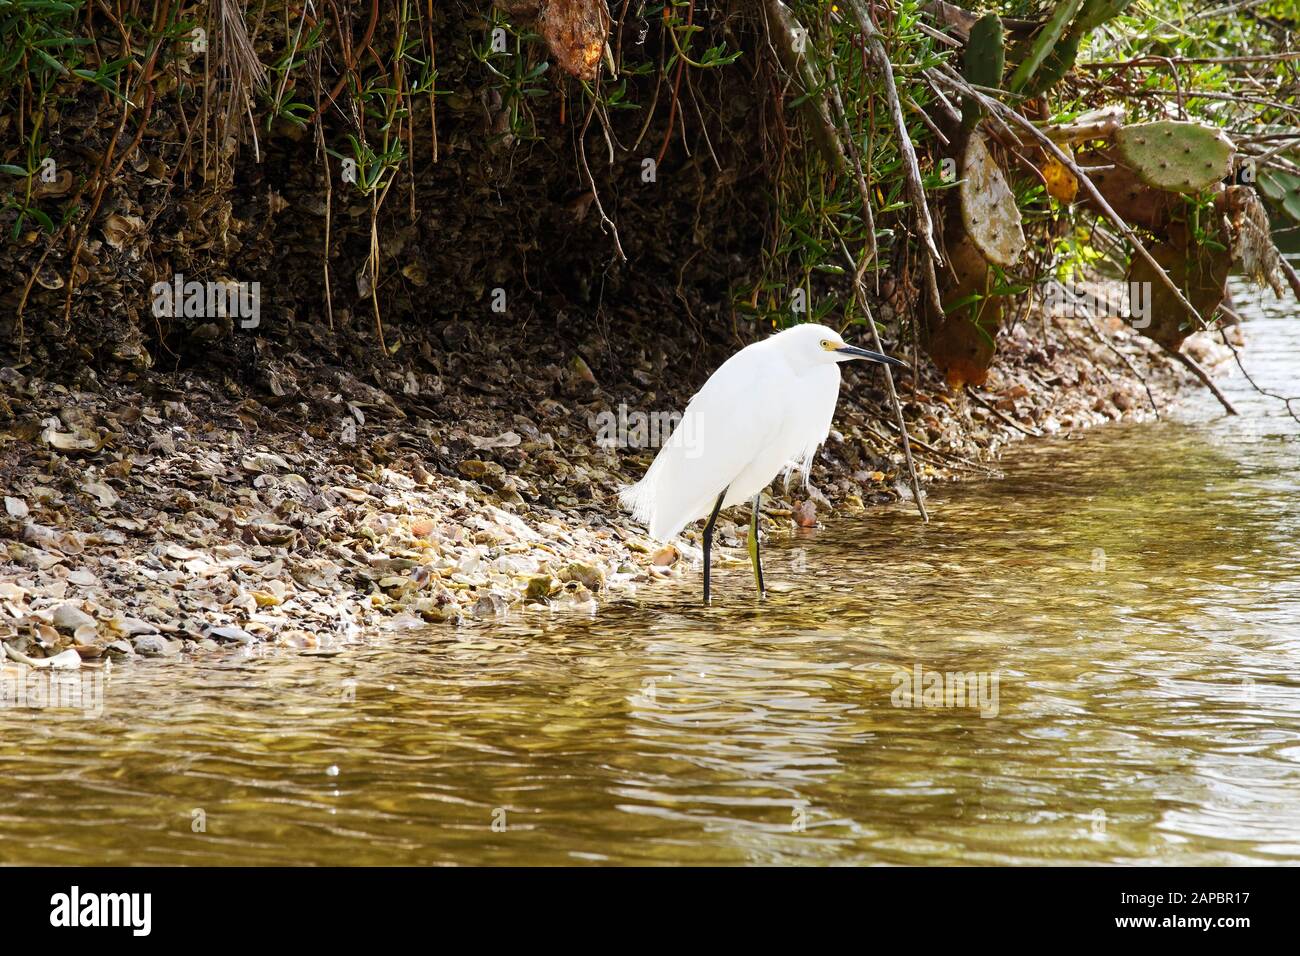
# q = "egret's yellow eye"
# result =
<box><xmin>820</xmin><ymin>339</ymin><xmax>835</xmax><ymax>351</ymax></box>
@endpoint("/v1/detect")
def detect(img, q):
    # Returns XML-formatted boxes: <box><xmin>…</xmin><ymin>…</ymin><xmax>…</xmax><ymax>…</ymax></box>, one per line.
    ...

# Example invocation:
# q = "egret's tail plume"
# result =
<box><xmin>619</xmin><ymin>478</ymin><xmax>658</xmax><ymax>537</ymax></box>
<box><xmin>620</xmin><ymin>462</ymin><xmax>689</xmax><ymax>541</ymax></box>
<box><xmin>620</xmin><ymin>436</ymin><xmax>717</xmax><ymax>541</ymax></box>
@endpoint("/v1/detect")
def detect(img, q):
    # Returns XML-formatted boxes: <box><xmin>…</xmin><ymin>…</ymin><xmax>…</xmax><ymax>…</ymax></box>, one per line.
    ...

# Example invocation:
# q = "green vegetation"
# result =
<box><xmin>0</xmin><ymin>1</ymin><xmax>1295</xmax><ymax>386</ymax></box>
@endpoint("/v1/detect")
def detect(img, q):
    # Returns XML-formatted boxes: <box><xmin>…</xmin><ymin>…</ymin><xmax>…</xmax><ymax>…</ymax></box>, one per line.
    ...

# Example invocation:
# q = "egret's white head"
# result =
<box><xmin>778</xmin><ymin>323</ymin><xmax>909</xmax><ymax>372</ymax></box>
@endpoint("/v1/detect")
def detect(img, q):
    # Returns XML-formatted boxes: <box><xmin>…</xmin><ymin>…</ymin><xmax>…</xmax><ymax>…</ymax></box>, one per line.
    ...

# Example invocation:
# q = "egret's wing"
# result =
<box><xmin>782</xmin><ymin>363</ymin><xmax>840</xmax><ymax>487</ymax></box>
<box><xmin>620</xmin><ymin>346</ymin><xmax>788</xmax><ymax>541</ymax></box>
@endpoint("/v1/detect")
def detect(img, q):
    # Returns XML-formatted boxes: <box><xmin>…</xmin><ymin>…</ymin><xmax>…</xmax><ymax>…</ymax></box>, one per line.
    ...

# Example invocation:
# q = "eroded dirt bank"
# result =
<box><xmin>0</xmin><ymin>296</ymin><xmax>1232</xmax><ymax>668</ymax></box>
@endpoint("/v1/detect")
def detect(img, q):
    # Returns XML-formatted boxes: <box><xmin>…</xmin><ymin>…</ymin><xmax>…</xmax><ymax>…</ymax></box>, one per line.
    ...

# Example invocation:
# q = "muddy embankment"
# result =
<box><xmin>0</xmin><ymin>289</ymin><xmax>1232</xmax><ymax>669</ymax></box>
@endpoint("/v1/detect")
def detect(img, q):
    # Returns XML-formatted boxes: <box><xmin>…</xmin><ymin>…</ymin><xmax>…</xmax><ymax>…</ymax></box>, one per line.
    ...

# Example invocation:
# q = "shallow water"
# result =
<box><xmin>2</xmin><ymin>283</ymin><xmax>1298</xmax><ymax>866</ymax></box>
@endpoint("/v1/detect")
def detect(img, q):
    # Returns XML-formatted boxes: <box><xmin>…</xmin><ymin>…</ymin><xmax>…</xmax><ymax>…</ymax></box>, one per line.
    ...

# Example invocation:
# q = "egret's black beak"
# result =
<box><xmin>836</xmin><ymin>345</ymin><xmax>909</xmax><ymax>369</ymax></box>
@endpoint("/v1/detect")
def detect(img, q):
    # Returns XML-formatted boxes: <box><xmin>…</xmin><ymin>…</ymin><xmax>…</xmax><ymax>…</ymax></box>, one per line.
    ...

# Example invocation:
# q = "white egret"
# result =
<box><xmin>620</xmin><ymin>322</ymin><xmax>907</xmax><ymax>603</ymax></box>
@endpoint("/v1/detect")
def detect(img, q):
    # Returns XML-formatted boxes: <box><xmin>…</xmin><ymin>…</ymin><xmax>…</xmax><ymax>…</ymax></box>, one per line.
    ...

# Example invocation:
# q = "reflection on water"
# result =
<box><xmin>2</xmin><ymin>283</ymin><xmax>1299</xmax><ymax>865</ymax></box>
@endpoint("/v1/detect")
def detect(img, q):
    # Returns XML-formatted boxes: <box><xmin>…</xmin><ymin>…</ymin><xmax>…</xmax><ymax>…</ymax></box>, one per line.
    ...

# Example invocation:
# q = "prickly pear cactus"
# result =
<box><xmin>1013</xmin><ymin>0</ymin><xmax>1133</xmax><ymax>96</ymax></box>
<box><xmin>923</xmin><ymin>236</ymin><xmax>1003</xmax><ymax>389</ymax></box>
<box><xmin>1258</xmin><ymin>169</ymin><xmax>1300</xmax><ymax>222</ymax></box>
<box><xmin>1115</xmin><ymin>122</ymin><xmax>1235</xmax><ymax>194</ymax></box>
<box><xmin>1081</xmin><ymin>150</ymin><xmax>1180</xmax><ymax>231</ymax></box>
<box><xmin>1007</xmin><ymin>0</ymin><xmax>1084</xmax><ymax>93</ymax></box>
<box><xmin>1074</xmin><ymin>0</ymin><xmax>1134</xmax><ymax>33</ymax></box>
<box><xmin>1025</xmin><ymin>33</ymin><xmax>1079</xmax><ymax>96</ymax></box>
<box><xmin>1126</xmin><ymin>233</ymin><xmax>1230</xmax><ymax>350</ymax></box>
<box><xmin>960</xmin><ymin>130</ymin><xmax>1026</xmax><ymax>268</ymax></box>
<box><xmin>961</xmin><ymin>13</ymin><xmax>1004</xmax><ymax>129</ymax></box>
<box><xmin>1046</xmin><ymin>105</ymin><xmax>1125</xmax><ymax>143</ymax></box>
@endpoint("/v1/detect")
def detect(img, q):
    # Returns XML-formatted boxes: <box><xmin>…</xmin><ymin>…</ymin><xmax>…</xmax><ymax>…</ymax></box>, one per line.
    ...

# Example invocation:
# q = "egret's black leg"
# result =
<box><xmin>701</xmin><ymin>488</ymin><xmax>727</xmax><ymax>606</ymax></box>
<box><xmin>748</xmin><ymin>493</ymin><xmax>765</xmax><ymax>597</ymax></box>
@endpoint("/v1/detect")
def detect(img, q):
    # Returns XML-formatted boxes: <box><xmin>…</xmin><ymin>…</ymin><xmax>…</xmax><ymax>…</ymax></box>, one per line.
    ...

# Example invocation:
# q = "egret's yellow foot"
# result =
<box><xmin>748</xmin><ymin>493</ymin><xmax>766</xmax><ymax>597</ymax></box>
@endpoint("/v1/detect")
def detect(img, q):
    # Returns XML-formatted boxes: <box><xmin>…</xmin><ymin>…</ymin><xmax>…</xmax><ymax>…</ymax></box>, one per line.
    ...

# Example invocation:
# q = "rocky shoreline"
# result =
<box><xmin>0</xmin><ymin>294</ymin><xmax>1234</xmax><ymax>674</ymax></box>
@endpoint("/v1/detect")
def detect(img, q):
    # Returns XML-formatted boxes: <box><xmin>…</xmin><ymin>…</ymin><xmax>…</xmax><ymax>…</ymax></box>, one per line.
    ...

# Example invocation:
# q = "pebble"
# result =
<box><xmin>132</xmin><ymin>635</ymin><xmax>178</xmax><ymax>658</ymax></box>
<box><xmin>52</xmin><ymin>602</ymin><xmax>96</xmax><ymax>631</ymax></box>
<box><xmin>560</xmin><ymin>561</ymin><xmax>605</xmax><ymax>591</ymax></box>
<box><xmin>204</xmin><ymin>625</ymin><xmax>255</xmax><ymax>645</ymax></box>
<box><xmin>43</xmin><ymin>648</ymin><xmax>84</xmax><ymax>670</ymax></box>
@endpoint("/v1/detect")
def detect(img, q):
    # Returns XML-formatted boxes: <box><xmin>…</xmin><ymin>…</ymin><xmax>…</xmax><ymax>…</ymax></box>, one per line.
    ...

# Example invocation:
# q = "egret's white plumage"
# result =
<box><xmin>620</xmin><ymin>323</ymin><xmax>902</xmax><ymax>543</ymax></box>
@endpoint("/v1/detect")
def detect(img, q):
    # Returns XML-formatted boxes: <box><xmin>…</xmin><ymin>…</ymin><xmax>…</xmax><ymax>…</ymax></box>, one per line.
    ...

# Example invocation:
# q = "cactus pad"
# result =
<box><xmin>962</xmin><ymin>13</ymin><xmax>1004</xmax><ymax>87</ymax></box>
<box><xmin>960</xmin><ymin>130</ymin><xmax>1026</xmax><ymax>268</ymax></box>
<box><xmin>1018</xmin><ymin>0</ymin><xmax>1132</xmax><ymax>95</ymax></box>
<box><xmin>1126</xmin><ymin>234</ymin><xmax>1230</xmax><ymax>350</ymax></box>
<box><xmin>961</xmin><ymin>13</ymin><xmax>1004</xmax><ymax>129</ymax></box>
<box><xmin>1115</xmin><ymin>122</ymin><xmax>1235</xmax><ymax>194</ymax></box>
<box><xmin>1007</xmin><ymin>0</ymin><xmax>1084</xmax><ymax>93</ymax></box>
<box><xmin>1074</xmin><ymin>0</ymin><xmax>1134</xmax><ymax>34</ymax></box>
<box><xmin>1258</xmin><ymin>169</ymin><xmax>1300</xmax><ymax>222</ymax></box>
<box><xmin>1025</xmin><ymin>33</ymin><xmax>1079</xmax><ymax>95</ymax></box>
<box><xmin>923</xmin><ymin>236</ymin><xmax>1002</xmax><ymax>389</ymax></box>
<box><xmin>1080</xmin><ymin>149</ymin><xmax>1179</xmax><ymax>231</ymax></box>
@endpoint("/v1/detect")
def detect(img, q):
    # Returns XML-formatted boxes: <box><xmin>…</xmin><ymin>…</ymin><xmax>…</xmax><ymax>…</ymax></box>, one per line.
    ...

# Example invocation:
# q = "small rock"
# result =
<box><xmin>570</xmin><ymin>355</ymin><xmax>597</xmax><ymax>385</ymax></box>
<box><xmin>44</xmin><ymin>648</ymin><xmax>84</xmax><ymax>670</ymax></box>
<box><xmin>204</xmin><ymin>625</ymin><xmax>255</xmax><ymax>645</ymax></box>
<box><xmin>81</xmin><ymin>480</ymin><xmax>119</xmax><ymax>508</ymax></box>
<box><xmin>52</xmin><ymin>602</ymin><xmax>96</xmax><ymax>632</ymax></box>
<box><xmin>441</xmin><ymin>322</ymin><xmax>474</xmax><ymax>350</ymax></box>
<box><xmin>651</xmin><ymin>545</ymin><xmax>679</xmax><ymax>567</ymax></box>
<box><xmin>472</xmin><ymin>593</ymin><xmax>508</xmax><ymax>618</ymax></box>
<box><xmin>559</xmin><ymin>561</ymin><xmax>604</xmax><ymax>591</ymax></box>
<box><xmin>556</xmin><ymin>583</ymin><xmax>597</xmax><ymax>608</ymax></box>
<box><xmin>132</xmin><ymin>635</ymin><xmax>177</xmax><ymax>657</ymax></box>
<box><xmin>480</xmin><ymin>462</ymin><xmax>509</xmax><ymax>490</ymax></box>
<box><xmin>793</xmin><ymin>500</ymin><xmax>818</xmax><ymax>528</ymax></box>
<box><xmin>458</xmin><ymin>459</ymin><xmax>508</xmax><ymax>489</ymax></box>
<box><xmin>525</xmin><ymin>574</ymin><xmax>556</xmax><ymax>600</ymax></box>
<box><xmin>242</xmin><ymin>452</ymin><xmax>291</xmax><ymax>473</ymax></box>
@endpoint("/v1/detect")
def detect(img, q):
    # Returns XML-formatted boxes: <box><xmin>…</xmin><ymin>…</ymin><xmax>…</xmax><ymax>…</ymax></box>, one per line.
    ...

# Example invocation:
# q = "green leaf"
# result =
<box><xmin>26</xmin><ymin>206</ymin><xmax>54</xmax><ymax>231</ymax></box>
